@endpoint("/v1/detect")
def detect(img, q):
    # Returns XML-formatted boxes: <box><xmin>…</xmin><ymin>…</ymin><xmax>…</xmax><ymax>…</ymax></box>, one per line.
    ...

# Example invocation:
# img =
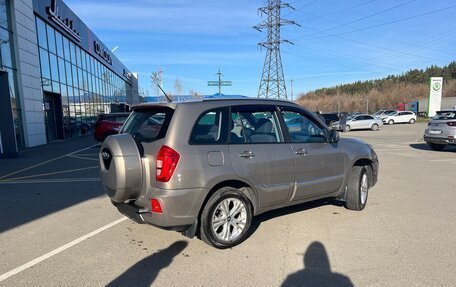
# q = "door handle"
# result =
<box><xmin>295</xmin><ymin>148</ymin><xmax>308</xmax><ymax>156</ymax></box>
<box><xmin>239</xmin><ymin>151</ymin><xmax>255</xmax><ymax>158</ymax></box>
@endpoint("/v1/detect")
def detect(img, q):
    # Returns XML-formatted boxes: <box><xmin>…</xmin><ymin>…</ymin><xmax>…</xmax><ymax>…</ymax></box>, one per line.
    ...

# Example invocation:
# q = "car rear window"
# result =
<box><xmin>121</xmin><ymin>108</ymin><xmax>174</xmax><ymax>142</ymax></box>
<box><xmin>433</xmin><ymin>111</ymin><xmax>456</xmax><ymax>120</ymax></box>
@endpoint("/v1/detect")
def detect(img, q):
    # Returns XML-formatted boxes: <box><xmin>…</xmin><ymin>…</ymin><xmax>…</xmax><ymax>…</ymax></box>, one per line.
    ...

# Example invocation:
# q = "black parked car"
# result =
<box><xmin>320</xmin><ymin>113</ymin><xmax>340</xmax><ymax>127</ymax></box>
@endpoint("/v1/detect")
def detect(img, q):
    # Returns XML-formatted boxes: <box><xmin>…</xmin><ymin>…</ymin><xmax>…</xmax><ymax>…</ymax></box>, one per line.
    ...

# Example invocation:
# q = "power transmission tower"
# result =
<box><xmin>254</xmin><ymin>0</ymin><xmax>300</xmax><ymax>99</ymax></box>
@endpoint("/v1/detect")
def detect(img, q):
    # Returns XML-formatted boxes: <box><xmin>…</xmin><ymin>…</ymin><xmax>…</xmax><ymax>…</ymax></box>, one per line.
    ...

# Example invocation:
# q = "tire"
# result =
<box><xmin>344</xmin><ymin>125</ymin><xmax>351</xmax><ymax>132</ymax></box>
<box><xmin>388</xmin><ymin>119</ymin><xmax>394</xmax><ymax>125</ymax></box>
<box><xmin>428</xmin><ymin>143</ymin><xmax>446</xmax><ymax>151</ymax></box>
<box><xmin>409</xmin><ymin>118</ymin><xmax>416</xmax><ymax>124</ymax></box>
<box><xmin>345</xmin><ymin>166</ymin><xmax>370</xmax><ymax>211</ymax></box>
<box><xmin>200</xmin><ymin>187</ymin><xmax>253</xmax><ymax>249</ymax></box>
<box><xmin>371</xmin><ymin>123</ymin><xmax>379</xmax><ymax>131</ymax></box>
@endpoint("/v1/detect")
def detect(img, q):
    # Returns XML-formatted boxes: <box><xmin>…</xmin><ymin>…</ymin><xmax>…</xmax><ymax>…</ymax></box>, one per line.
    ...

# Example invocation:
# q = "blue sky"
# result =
<box><xmin>65</xmin><ymin>0</ymin><xmax>456</xmax><ymax>98</ymax></box>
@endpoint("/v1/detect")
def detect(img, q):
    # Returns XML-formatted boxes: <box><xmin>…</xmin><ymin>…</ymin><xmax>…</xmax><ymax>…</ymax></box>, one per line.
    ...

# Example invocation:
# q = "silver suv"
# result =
<box><xmin>99</xmin><ymin>99</ymin><xmax>379</xmax><ymax>248</ymax></box>
<box><xmin>424</xmin><ymin>109</ymin><xmax>456</xmax><ymax>151</ymax></box>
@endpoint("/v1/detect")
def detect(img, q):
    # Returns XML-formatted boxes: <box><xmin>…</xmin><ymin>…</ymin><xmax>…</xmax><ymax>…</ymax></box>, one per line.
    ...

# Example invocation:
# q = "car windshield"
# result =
<box><xmin>433</xmin><ymin>111</ymin><xmax>456</xmax><ymax>120</ymax></box>
<box><xmin>373</xmin><ymin>111</ymin><xmax>384</xmax><ymax>116</ymax></box>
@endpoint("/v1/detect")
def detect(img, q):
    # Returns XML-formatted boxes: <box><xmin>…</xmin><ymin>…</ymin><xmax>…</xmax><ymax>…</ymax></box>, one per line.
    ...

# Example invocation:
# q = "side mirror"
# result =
<box><xmin>329</xmin><ymin>129</ymin><xmax>339</xmax><ymax>143</ymax></box>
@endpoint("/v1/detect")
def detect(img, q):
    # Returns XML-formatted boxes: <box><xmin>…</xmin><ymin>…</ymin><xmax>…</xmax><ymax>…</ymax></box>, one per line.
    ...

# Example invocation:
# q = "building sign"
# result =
<box><xmin>428</xmin><ymin>77</ymin><xmax>443</xmax><ymax>117</ymax></box>
<box><xmin>123</xmin><ymin>69</ymin><xmax>132</xmax><ymax>82</ymax></box>
<box><xmin>35</xmin><ymin>0</ymin><xmax>132</xmax><ymax>83</ymax></box>
<box><xmin>46</xmin><ymin>0</ymin><xmax>81</xmax><ymax>42</ymax></box>
<box><xmin>94</xmin><ymin>41</ymin><xmax>112</xmax><ymax>65</ymax></box>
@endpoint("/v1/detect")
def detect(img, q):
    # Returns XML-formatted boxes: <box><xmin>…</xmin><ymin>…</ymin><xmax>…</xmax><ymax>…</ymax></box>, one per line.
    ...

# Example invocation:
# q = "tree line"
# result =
<box><xmin>297</xmin><ymin>61</ymin><xmax>456</xmax><ymax>113</ymax></box>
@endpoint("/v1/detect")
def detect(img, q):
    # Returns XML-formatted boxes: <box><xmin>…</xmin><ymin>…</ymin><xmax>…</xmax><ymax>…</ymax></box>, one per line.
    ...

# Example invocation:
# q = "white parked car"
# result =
<box><xmin>333</xmin><ymin>114</ymin><xmax>383</xmax><ymax>132</ymax></box>
<box><xmin>383</xmin><ymin>111</ymin><xmax>416</xmax><ymax>125</ymax></box>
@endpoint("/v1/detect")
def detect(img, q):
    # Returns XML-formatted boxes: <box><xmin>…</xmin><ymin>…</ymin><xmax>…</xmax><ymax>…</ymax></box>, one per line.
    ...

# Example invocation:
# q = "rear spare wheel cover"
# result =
<box><xmin>99</xmin><ymin>134</ymin><xmax>142</xmax><ymax>202</ymax></box>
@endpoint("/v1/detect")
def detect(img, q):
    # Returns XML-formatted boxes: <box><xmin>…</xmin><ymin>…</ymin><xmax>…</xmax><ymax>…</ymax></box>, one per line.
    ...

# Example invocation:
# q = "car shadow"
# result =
<box><xmin>410</xmin><ymin>143</ymin><xmax>456</xmax><ymax>152</ymax></box>
<box><xmin>106</xmin><ymin>241</ymin><xmax>188</xmax><ymax>287</ymax></box>
<box><xmin>281</xmin><ymin>241</ymin><xmax>353</xmax><ymax>287</ymax></box>
<box><xmin>249</xmin><ymin>199</ymin><xmax>344</xmax><ymax>236</ymax></box>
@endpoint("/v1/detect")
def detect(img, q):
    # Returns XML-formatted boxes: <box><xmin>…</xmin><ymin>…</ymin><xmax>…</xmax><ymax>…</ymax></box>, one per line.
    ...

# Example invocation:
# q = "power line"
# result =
<box><xmin>300</xmin><ymin>0</ymin><xmax>378</xmax><ymax>21</ymax></box>
<box><xmin>323</xmin><ymin>4</ymin><xmax>456</xmax><ymax>38</ymax></box>
<box><xmin>293</xmin><ymin>0</ymin><xmax>417</xmax><ymax>40</ymax></box>
<box><xmin>285</xmin><ymin>2</ymin><xmax>456</xmax><ymax>59</ymax></box>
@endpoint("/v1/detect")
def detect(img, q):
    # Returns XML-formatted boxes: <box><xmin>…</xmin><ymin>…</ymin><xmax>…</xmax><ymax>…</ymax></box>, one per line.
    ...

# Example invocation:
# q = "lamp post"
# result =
<box><xmin>360</xmin><ymin>98</ymin><xmax>369</xmax><ymax>114</ymax></box>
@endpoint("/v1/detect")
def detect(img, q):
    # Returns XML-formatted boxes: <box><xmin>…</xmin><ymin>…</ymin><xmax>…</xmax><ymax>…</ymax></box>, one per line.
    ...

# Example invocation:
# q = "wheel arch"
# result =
<box><xmin>206</xmin><ymin>180</ymin><xmax>257</xmax><ymax>211</ymax></box>
<box><xmin>195</xmin><ymin>179</ymin><xmax>257</xmax><ymax>238</ymax></box>
<box><xmin>353</xmin><ymin>158</ymin><xmax>374</xmax><ymax>188</ymax></box>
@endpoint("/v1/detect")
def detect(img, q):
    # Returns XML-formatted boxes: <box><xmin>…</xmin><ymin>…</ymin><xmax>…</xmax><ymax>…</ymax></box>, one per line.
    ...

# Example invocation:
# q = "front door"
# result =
<box><xmin>229</xmin><ymin>106</ymin><xmax>295</xmax><ymax>208</ymax></box>
<box><xmin>280</xmin><ymin>108</ymin><xmax>345</xmax><ymax>200</ymax></box>
<box><xmin>43</xmin><ymin>92</ymin><xmax>64</xmax><ymax>141</ymax></box>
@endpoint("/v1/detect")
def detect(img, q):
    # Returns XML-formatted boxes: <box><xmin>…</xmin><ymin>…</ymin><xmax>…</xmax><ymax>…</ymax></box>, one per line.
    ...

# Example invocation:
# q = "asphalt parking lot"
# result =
<box><xmin>0</xmin><ymin>123</ymin><xmax>455</xmax><ymax>287</ymax></box>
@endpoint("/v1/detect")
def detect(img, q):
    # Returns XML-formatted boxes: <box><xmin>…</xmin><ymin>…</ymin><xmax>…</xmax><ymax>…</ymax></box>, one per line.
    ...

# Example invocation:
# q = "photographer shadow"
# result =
<box><xmin>107</xmin><ymin>241</ymin><xmax>188</xmax><ymax>287</ymax></box>
<box><xmin>282</xmin><ymin>241</ymin><xmax>353</xmax><ymax>287</ymax></box>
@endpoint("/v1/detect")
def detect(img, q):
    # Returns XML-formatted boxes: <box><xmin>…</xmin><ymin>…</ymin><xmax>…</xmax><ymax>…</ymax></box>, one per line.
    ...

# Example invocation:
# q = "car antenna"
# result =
<box><xmin>157</xmin><ymin>84</ymin><xmax>173</xmax><ymax>103</ymax></box>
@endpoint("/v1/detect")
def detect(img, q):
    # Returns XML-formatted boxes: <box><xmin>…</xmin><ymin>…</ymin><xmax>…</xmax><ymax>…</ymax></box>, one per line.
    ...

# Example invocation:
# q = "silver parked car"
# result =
<box><xmin>333</xmin><ymin>114</ymin><xmax>383</xmax><ymax>132</ymax></box>
<box><xmin>424</xmin><ymin>109</ymin><xmax>456</xmax><ymax>151</ymax></box>
<box><xmin>99</xmin><ymin>98</ymin><xmax>379</xmax><ymax>248</ymax></box>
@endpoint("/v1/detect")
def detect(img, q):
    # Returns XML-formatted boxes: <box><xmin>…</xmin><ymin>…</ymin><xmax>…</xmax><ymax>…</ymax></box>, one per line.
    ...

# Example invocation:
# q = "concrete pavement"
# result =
<box><xmin>0</xmin><ymin>123</ymin><xmax>455</xmax><ymax>286</ymax></box>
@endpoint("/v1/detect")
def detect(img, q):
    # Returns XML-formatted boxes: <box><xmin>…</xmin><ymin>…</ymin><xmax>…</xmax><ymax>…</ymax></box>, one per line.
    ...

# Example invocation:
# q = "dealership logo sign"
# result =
<box><xmin>432</xmin><ymin>82</ymin><xmax>441</xmax><ymax>91</ymax></box>
<box><xmin>46</xmin><ymin>0</ymin><xmax>81</xmax><ymax>42</ymax></box>
<box><xmin>94</xmin><ymin>41</ymin><xmax>113</xmax><ymax>65</ymax></box>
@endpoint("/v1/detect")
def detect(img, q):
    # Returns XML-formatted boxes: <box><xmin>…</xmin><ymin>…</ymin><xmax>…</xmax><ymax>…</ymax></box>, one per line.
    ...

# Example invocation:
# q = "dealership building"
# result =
<box><xmin>0</xmin><ymin>0</ymin><xmax>139</xmax><ymax>158</ymax></box>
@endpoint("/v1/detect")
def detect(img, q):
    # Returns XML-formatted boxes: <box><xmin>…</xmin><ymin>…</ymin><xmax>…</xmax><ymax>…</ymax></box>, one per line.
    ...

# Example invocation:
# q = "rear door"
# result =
<box><xmin>396</xmin><ymin>112</ymin><xmax>407</xmax><ymax>123</ymax></box>
<box><xmin>350</xmin><ymin>116</ymin><xmax>363</xmax><ymax>129</ymax></box>
<box><xmin>229</xmin><ymin>105</ymin><xmax>295</xmax><ymax>208</ymax></box>
<box><xmin>280</xmin><ymin>107</ymin><xmax>345</xmax><ymax>200</ymax></box>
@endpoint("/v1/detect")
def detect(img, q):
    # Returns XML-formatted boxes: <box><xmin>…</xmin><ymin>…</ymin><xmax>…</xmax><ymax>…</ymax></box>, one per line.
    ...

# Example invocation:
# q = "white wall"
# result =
<box><xmin>10</xmin><ymin>0</ymin><xmax>46</xmax><ymax>147</ymax></box>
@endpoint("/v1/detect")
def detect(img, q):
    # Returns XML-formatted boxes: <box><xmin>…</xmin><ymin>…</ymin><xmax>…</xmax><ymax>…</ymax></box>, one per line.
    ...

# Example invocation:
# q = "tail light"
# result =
<box><xmin>446</xmin><ymin>122</ymin><xmax>456</xmax><ymax>126</ymax></box>
<box><xmin>150</xmin><ymin>198</ymin><xmax>163</xmax><ymax>213</ymax></box>
<box><xmin>156</xmin><ymin>145</ymin><xmax>180</xmax><ymax>182</ymax></box>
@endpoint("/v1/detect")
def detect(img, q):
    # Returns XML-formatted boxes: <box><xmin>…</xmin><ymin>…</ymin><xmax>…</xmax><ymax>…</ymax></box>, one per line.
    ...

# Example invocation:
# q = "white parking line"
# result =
<box><xmin>0</xmin><ymin>217</ymin><xmax>127</xmax><ymax>283</ymax></box>
<box><xmin>1</xmin><ymin>166</ymin><xmax>98</xmax><ymax>181</ymax></box>
<box><xmin>67</xmin><ymin>154</ymin><xmax>98</xmax><ymax>161</ymax></box>
<box><xmin>0</xmin><ymin>144</ymin><xmax>99</xmax><ymax>180</ymax></box>
<box><xmin>0</xmin><ymin>178</ymin><xmax>100</xmax><ymax>184</ymax></box>
<box><xmin>429</xmin><ymin>159</ymin><xmax>456</xmax><ymax>162</ymax></box>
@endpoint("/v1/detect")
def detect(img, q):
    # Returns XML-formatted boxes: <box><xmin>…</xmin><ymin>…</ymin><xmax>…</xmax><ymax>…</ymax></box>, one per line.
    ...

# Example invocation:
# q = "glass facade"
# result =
<box><xmin>35</xmin><ymin>16</ymin><xmax>130</xmax><ymax>139</ymax></box>
<box><xmin>0</xmin><ymin>0</ymin><xmax>23</xmax><ymax>148</ymax></box>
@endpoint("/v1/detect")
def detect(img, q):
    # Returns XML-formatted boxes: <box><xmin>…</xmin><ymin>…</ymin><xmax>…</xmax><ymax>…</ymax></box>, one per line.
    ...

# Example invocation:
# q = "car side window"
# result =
<box><xmin>190</xmin><ymin>108</ymin><xmax>228</xmax><ymax>145</ymax></box>
<box><xmin>281</xmin><ymin>110</ymin><xmax>327</xmax><ymax>143</ymax></box>
<box><xmin>230</xmin><ymin>109</ymin><xmax>282</xmax><ymax>144</ymax></box>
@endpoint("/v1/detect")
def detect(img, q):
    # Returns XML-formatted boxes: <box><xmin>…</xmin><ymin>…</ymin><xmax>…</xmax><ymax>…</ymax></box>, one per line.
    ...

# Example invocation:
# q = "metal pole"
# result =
<box><xmin>290</xmin><ymin>77</ymin><xmax>294</xmax><ymax>101</ymax></box>
<box><xmin>366</xmin><ymin>99</ymin><xmax>369</xmax><ymax>114</ymax></box>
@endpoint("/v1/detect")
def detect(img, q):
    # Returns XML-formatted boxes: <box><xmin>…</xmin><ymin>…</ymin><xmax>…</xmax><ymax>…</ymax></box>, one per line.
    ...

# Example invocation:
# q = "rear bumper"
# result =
<box><xmin>112</xmin><ymin>201</ymin><xmax>192</xmax><ymax>232</ymax></box>
<box><xmin>424</xmin><ymin>136</ymin><xmax>456</xmax><ymax>145</ymax></box>
<box><xmin>112</xmin><ymin>187</ymin><xmax>207</xmax><ymax>232</ymax></box>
